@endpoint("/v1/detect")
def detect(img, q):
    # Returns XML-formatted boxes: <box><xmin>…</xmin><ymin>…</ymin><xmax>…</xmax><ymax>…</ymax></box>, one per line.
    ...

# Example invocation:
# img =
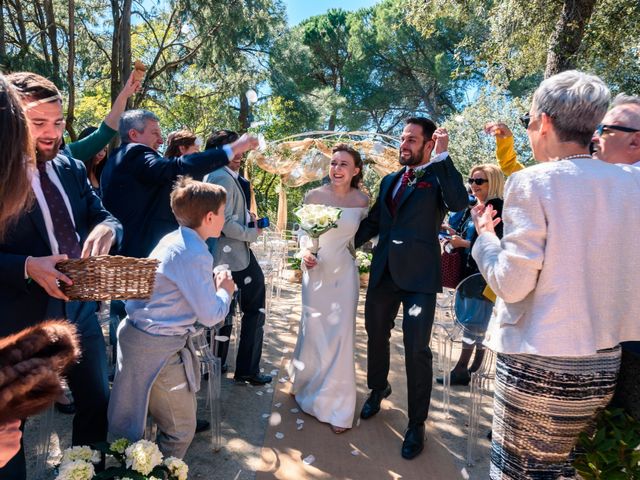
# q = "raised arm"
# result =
<box><xmin>485</xmin><ymin>122</ymin><xmax>525</xmax><ymax>177</ymax></box>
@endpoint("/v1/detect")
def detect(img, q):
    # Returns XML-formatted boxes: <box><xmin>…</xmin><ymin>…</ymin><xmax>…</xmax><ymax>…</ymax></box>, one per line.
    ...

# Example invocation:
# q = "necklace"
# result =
<box><xmin>559</xmin><ymin>154</ymin><xmax>593</xmax><ymax>161</ymax></box>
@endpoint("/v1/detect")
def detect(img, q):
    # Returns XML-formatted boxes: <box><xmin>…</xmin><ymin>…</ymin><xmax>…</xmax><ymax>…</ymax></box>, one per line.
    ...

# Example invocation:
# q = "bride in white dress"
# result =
<box><xmin>289</xmin><ymin>144</ymin><xmax>369</xmax><ymax>434</ymax></box>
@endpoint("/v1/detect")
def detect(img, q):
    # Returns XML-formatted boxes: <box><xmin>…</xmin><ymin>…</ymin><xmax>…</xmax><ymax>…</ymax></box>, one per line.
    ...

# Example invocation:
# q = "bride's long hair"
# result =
<box><xmin>332</xmin><ymin>143</ymin><xmax>363</xmax><ymax>189</ymax></box>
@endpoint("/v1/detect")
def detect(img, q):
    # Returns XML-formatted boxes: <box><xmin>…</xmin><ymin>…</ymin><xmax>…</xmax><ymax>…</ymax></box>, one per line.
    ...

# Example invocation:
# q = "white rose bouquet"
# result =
<box><xmin>56</xmin><ymin>439</ymin><xmax>188</xmax><ymax>480</ymax></box>
<box><xmin>294</xmin><ymin>204</ymin><xmax>342</xmax><ymax>256</ymax></box>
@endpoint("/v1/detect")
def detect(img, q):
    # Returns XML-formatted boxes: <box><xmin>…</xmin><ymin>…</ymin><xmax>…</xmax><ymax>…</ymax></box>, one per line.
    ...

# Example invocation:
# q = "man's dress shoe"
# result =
<box><xmin>234</xmin><ymin>373</ymin><xmax>272</xmax><ymax>385</ymax></box>
<box><xmin>402</xmin><ymin>423</ymin><xmax>426</xmax><ymax>459</ymax></box>
<box><xmin>360</xmin><ymin>383</ymin><xmax>392</xmax><ymax>419</ymax></box>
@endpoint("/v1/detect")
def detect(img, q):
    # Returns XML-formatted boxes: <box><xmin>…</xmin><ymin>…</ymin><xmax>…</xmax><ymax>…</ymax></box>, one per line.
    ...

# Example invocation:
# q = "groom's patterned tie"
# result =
<box><xmin>37</xmin><ymin>161</ymin><xmax>82</xmax><ymax>258</ymax></box>
<box><xmin>390</xmin><ymin>168</ymin><xmax>414</xmax><ymax>216</ymax></box>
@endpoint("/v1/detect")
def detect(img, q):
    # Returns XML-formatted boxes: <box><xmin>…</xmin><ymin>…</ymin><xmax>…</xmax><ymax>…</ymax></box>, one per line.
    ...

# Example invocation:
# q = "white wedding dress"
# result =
<box><xmin>289</xmin><ymin>207</ymin><xmax>368</xmax><ymax>429</ymax></box>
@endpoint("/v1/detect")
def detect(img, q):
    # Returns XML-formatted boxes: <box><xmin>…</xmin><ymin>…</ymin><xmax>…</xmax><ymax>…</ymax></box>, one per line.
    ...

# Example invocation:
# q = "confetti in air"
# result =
<box><xmin>223</xmin><ymin>245</ymin><xmax>232</xmax><ymax>253</ymax></box>
<box><xmin>292</xmin><ymin>360</ymin><xmax>306</xmax><ymax>371</ymax></box>
<box><xmin>302</xmin><ymin>455</ymin><xmax>316</xmax><ymax>465</ymax></box>
<box><xmin>244</xmin><ymin>276</ymin><xmax>252</xmax><ymax>285</ymax></box>
<box><xmin>408</xmin><ymin>305</ymin><xmax>422</xmax><ymax>317</ymax></box>
<box><xmin>392</xmin><ymin>240</ymin><xmax>403</xmax><ymax>244</ymax></box>
<box><xmin>275</xmin><ymin>432</ymin><xmax>284</xmax><ymax>440</ymax></box>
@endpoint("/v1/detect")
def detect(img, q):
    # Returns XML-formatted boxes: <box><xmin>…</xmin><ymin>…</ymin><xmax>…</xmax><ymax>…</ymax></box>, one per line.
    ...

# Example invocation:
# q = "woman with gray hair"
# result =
<box><xmin>471</xmin><ymin>70</ymin><xmax>640</xmax><ymax>478</ymax></box>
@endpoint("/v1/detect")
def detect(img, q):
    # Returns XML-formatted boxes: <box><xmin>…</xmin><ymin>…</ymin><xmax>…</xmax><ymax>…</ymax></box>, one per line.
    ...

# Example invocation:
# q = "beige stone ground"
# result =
<box><xmin>24</xmin><ymin>280</ymin><xmax>492</xmax><ymax>479</ymax></box>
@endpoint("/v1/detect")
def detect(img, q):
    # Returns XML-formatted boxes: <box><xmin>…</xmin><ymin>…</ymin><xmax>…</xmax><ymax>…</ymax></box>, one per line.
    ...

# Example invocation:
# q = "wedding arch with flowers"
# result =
<box><xmin>247</xmin><ymin>131</ymin><xmax>400</xmax><ymax>231</ymax></box>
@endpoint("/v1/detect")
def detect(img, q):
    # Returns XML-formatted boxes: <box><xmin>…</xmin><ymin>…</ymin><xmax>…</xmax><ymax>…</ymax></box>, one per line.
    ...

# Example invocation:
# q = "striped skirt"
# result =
<box><xmin>490</xmin><ymin>347</ymin><xmax>621</xmax><ymax>480</ymax></box>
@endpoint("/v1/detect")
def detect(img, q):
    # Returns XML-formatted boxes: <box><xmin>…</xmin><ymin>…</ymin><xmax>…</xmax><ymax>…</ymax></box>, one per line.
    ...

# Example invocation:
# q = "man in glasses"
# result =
<box><xmin>593</xmin><ymin>94</ymin><xmax>640</xmax><ymax>167</ymax></box>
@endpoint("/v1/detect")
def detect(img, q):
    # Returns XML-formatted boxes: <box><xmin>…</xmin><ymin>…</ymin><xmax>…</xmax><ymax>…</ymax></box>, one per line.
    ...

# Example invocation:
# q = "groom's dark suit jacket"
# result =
<box><xmin>0</xmin><ymin>154</ymin><xmax>123</xmax><ymax>338</ymax></box>
<box><xmin>355</xmin><ymin>157</ymin><xmax>468</xmax><ymax>293</ymax></box>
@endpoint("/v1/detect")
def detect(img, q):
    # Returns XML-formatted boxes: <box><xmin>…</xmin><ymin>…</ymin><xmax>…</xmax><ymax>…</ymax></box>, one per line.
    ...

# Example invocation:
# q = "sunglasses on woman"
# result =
<box><xmin>468</xmin><ymin>178</ymin><xmax>489</xmax><ymax>185</ymax></box>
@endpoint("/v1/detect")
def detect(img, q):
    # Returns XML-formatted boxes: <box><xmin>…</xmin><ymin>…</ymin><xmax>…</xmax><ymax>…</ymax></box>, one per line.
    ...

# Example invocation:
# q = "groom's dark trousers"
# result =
<box><xmin>365</xmin><ymin>266</ymin><xmax>436</xmax><ymax>426</ymax></box>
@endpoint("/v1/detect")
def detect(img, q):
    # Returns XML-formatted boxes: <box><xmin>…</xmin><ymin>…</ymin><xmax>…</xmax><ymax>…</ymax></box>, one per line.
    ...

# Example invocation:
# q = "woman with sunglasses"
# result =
<box><xmin>471</xmin><ymin>70</ymin><xmax>640</xmax><ymax>479</ymax></box>
<box><xmin>438</xmin><ymin>164</ymin><xmax>504</xmax><ymax>385</ymax></box>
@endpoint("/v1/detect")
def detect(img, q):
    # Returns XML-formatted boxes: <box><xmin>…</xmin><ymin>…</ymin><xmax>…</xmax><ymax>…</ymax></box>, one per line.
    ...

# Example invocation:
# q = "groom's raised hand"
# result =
<box><xmin>432</xmin><ymin>127</ymin><xmax>449</xmax><ymax>155</ymax></box>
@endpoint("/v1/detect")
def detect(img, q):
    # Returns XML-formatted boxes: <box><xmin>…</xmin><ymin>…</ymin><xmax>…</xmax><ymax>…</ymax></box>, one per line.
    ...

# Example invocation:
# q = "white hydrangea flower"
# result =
<box><xmin>60</xmin><ymin>445</ymin><xmax>101</xmax><ymax>465</ymax></box>
<box><xmin>124</xmin><ymin>439</ymin><xmax>163</xmax><ymax>475</ymax></box>
<box><xmin>56</xmin><ymin>460</ymin><xmax>95</xmax><ymax>480</ymax></box>
<box><xmin>164</xmin><ymin>456</ymin><xmax>189</xmax><ymax>480</ymax></box>
<box><xmin>109</xmin><ymin>438</ymin><xmax>130</xmax><ymax>454</ymax></box>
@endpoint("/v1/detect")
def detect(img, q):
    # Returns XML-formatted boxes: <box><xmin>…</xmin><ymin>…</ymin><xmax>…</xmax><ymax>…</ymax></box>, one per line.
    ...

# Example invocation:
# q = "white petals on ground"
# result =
<box><xmin>290</xmin><ymin>408</ymin><xmax>299</xmax><ymax>414</ymax></box>
<box><xmin>269</xmin><ymin>413</ymin><xmax>282</xmax><ymax>426</ymax></box>
<box><xmin>270</xmin><ymin>369</ymin><xmax>278</xmax><ymax>376</ymax></box>
<box><xmin>310</xmin><ymin>312</ymin><xmax>322</xmax><ymax>318</ymax></box>
<box><xmin>244</xmin><ymin>276</ymin><xmax>252</xmax><ymax>285</ymax></box>
<box><xmin>274</xmin><ymin>402</ymin><xmax>282</xmax><ymax>408</ymax></box>
<box><xmin>296</xmin><ymin>418</ymin><xmax>304</xmax><ymax>425</ymax></box>
<box><xmin>256</xmin><ymin>390</ymin><xmax>264</xmax><ymax>396</ymax></box>
<box><xmin>292</xmin><ymin>359</ymin><xmax>305</xmax><ymax>371</ymax></box>
<box><xmin>275</xmin><ymin>432</ymin><xmax>284</xmax><ymax>440</ymax></box>
<box><xmin>261</xmin><ymin>413</ymin><xmax>270</xmax><ymax>419</ymax></box>
<box><xmin>266</xmin><ymin>388</ymin><xmax>274</xmax><ymax>393</ymax></box>
<box><xmin>214</xmin><ymin>336</ymin><xmax>229</xmax><ymax>342</ymax></box>
<box><xmin>222</xmin><ymin>245</ymin><xmax>232</xmax><ymax>253</ymax></box>
<box><xmin>408</xmin><ymin>305</ymin><xmax>422</xmax><ymax>317</ymax></box>
<box><xmin>231</xmin><ymin>214</ymin><xmax>239</xmax><ymax>221</ymax></box>
<box><xmin>351</xmin><ymin>450</ymin><xmax>360</xmax><ymax>456</ymax></box>
<box><xmin>356</xmin><ymin>418</ymin><xmax>361</xmax><ymax>427</ymax></box>
<box><xmin>392</xmin><ymin>240</ymin><xmax>403</xmax><ymax>244</ymax></box>
<box><xmin>302</xmin><ymin>455</ymin><xmax>315</xmax><ymax>465</ymax></box>
<box><xmin>297</xmin><ymin>424</ymin><xmax>304</xmax><ymax>431</ymax></box>
<box><xmin>278</xmin><ymin>377</ymin><xmax>287</xmax><ymax>384</ymax></box>
<box><xmin>259</xmin><ymin>308</ymin><xmax>267</xmax><ymax>314</ymax></box>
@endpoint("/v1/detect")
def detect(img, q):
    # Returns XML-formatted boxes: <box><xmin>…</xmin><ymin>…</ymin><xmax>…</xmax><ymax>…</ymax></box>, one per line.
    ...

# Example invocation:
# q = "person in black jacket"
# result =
<box><xmin>354</xmin><ymin>117</ymin><xmax>468</xmax><ymax>460</ymax></box>
<box><xmin>101</xmin><ymin>110</ymin><xmax>258</xmax><ymax>259</ymax></box>
<box><xmin>438</xmin><ymin>163</ymin><xmax>505</xmax><ymax>386</ymax></box>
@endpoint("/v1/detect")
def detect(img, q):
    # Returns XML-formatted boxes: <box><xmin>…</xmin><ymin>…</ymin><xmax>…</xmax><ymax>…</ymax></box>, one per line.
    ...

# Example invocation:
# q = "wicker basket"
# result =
<box><xmin>56</xmin><ymin>255</ymin><xmax>159</xmax><ymax>301</ymax></box>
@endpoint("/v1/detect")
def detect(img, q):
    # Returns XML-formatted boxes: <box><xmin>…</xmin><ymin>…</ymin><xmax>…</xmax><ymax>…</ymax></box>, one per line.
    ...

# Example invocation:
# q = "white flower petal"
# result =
<box><xmin>274</xmin><ymin>402</ymin><xmax>282</xmax><ymax>408</ymax></box>
<box><xmin>392</xmin><ymin>240</ymin><xmax>403</xmax><ymax>244</ymax></box>
<box><xmin>351</xmin><ymin>449</ymin><xmax>360</xmax><ymax>456</ymax></box>
<box><xmin>269</xmin><ymin>413</ymin><xmax>282</xmax><ymax>426</ymax></box>
<box><xmin>296</xmin><ymin>418</ymin><xmax>304</xmax><ymax>424</ymax></box>
<box><xmin>214</xmin><ymin>335</ymin><xmax>230</xmax><ymax>342</ymax></box>
<box><xmin>262</xmin><ymin>413</ymin><xmax>270</xmax><ymax>419</ymax></box>
<box><xmin>408</xmin><ymin>305</ymin><xmax>422</xmax><ymax>317</ymax></box>
<box><xmin>290</xmin><ymin>408</ymin><xmax>299</xmax><ymax>413</ymax></box>
<box><xmin>222</xmin><ymin>245</ymin><xmax>232</xmax><ymax>253</ymax></box>
<box><xmin>302</xmin><ymin>454</ymin><xmax>316</xmax><ymax>465</ymax></box>
<box><xmin>292</xmin><ymin>359</ymin><xmax>305</xmax><ymax>371</ymax></box>
<box><xmin>275</xmin><ymin>432</ymin><xmax>284</xmax><ymax>440</ymax></box>
<box><xmin>244</xmin><ymin>276</ymin><xmax>252</xmax><ymax>284</ymax></box>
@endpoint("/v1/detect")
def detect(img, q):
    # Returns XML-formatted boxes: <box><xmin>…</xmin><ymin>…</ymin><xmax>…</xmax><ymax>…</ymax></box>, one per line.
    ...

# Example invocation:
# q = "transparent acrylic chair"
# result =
<box><xmin>441</xmin><ymin>273</ymin><xmax>494</xmax><ymax>418</ymax></box>
<box><xmin>466</xmin><ymin>348</ymin><xmax>495</xmax><ymax>466</ymax></box>
<box><xmin>33</xmin><ymin>405</ymin><xmax>55</xmax><ymax>479</ymax></box>
<box><xmin>192</xmin><ymin>329</ymin><xmax>223</xmax><ymax>452</ymax></box>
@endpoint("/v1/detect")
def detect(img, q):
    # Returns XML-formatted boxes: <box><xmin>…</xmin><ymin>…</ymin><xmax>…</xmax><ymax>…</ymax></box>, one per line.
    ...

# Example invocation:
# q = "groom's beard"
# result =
<box><xmin>399</xmin><ymin>147</ymin><xmax>424</xmax><ymax>167</ymax></box>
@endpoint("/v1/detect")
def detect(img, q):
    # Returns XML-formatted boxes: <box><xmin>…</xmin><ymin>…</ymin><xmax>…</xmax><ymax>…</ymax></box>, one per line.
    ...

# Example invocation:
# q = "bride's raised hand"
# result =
<box><xmin>302</xmin><ymin>250</ymin><xmax>317</xmax><ymax>269</ymax></box>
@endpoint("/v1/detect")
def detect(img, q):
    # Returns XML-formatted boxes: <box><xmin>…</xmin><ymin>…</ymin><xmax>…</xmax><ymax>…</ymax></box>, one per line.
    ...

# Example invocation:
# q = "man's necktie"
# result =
<box><xmin>37</xmin><ymin>162</ymin><xmax>82</xmax><ymax>258</ymax></box>
<box><xmin>390</xmin><ymin>168</ymin><xmax>414</xmax><ymax>216</ymax></box>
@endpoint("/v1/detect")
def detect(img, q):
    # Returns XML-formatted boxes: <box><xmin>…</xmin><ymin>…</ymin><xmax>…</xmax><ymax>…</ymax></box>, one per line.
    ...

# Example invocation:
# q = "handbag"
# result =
<box><xmin>441</xmin><ymin>244</ymin><xmax>463</xmax><ymax>289</ymax></box>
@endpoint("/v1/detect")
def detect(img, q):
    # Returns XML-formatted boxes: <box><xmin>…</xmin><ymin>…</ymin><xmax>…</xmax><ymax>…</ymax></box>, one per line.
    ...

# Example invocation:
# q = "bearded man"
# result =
<box><xmin>354</xmin><ymin>117</ymin><xmax>468</xmax><ymax>459</ymax></box>
<box><xmin>0</xmin><ymin>72</ymin><xmax>122</xmax><ymax>479</ymax></box>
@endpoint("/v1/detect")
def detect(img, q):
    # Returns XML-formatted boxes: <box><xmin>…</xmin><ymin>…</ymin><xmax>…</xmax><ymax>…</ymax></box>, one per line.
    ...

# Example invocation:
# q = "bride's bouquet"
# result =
<box><xmin>294</xmin><ymin>204</ymin><xmax>342</xmax><ymax>256</ymax></box>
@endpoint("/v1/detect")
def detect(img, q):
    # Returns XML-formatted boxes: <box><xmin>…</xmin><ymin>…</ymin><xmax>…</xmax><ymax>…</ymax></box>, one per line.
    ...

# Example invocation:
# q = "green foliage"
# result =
<box><xmin>573</xmin><ymin>408</ymin><xmax>640</xmax><ymax>480</ymax></box>
<box><xmin>442</xmin><ymin>88</ymin><xmax>532</xmax><ymax>176</ymax></box>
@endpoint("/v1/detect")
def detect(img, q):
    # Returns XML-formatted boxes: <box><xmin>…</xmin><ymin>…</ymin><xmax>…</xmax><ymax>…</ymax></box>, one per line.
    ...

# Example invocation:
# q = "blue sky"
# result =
<box><xmin>284</xmin><ymin>0</ymin><xmax>380</xmax><ymax>25</ymax></box>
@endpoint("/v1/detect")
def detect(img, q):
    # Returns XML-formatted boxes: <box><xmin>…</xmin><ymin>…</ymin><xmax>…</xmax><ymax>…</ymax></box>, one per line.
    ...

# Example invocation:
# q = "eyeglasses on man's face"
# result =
<box><xmin>594</xmin><ymin>124</ymin><xmax>640</xmax><ymax>137</ymax></box>
<box><xmin>468</xmin><ymin>178</ymin><xmax>489</xmax><ymax>186</ymax></box>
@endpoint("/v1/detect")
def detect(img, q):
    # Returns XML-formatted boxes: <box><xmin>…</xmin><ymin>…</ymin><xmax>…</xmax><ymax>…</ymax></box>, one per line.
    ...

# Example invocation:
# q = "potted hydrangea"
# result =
<box><xmin>287</xmin><ymin>252</ymin><xmax>303</xmax><ymax>283</ymax></box>
<box><xmin>356</xmin><ymin>251</ymin><xmax>372</xmax><ymax>288</ymax></box>
<box><xmin>56</xmin><ymin>439</ymin><xmax>188</xmax><ymax>480</ymax></box>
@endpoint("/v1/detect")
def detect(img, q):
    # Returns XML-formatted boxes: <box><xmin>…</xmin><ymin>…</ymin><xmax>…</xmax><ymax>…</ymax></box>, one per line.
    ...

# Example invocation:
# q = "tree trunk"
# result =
<box><xmin>110</xmin><ymin>0</ymin><xmax>132</xmax><ymax>105</ymax></box>
<box><xmin>544</xmin><ymin>0</ymin><xmax>597</xmax><ymax>78</ymax></box>
<box><xmin>42</xmin><ymin>0</ymin><xmax>60</xmax><ymax>81</ymax></box>
<box><xmin>0</xmin><ymin>0</ymin><xmax>6</xmax><ymax>58</ymax></box>
<box><xmin>238</xmin><ymin>91</ymin><xmax>250</xmax><ymax>133</ymax></box>
<box><xmin>13</xmin><ymin>0</ymin><xmax>28</xmax><ymax>52</ymax></box>
<box><xmin>34</xmin><ymin>1</ymin><xmax>51</xmax><ymax>65</ymax></box>
<box><xmin>66</xmin><ymin>0</ymin><xmax>77</xmax><ymax>141</ymax></box>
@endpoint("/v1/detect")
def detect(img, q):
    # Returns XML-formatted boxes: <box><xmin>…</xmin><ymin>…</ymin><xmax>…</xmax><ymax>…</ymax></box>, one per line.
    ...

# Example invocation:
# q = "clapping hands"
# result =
<box><xmin>471</xmin><ymin>203</ymin><xmax>501</xmax><ymax>235</ymax></box>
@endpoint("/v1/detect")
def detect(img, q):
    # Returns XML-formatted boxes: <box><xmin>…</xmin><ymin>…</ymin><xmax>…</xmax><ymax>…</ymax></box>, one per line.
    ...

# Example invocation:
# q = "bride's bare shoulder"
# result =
<box><xmin>351</xmin><ymin>189</ymin><xmax>370</xmax><ymax>208</ymax></box>
<box><xmin>304</xmin><ymin>186</ymin><xmax>331</xmax><ymax>204</ymax></box>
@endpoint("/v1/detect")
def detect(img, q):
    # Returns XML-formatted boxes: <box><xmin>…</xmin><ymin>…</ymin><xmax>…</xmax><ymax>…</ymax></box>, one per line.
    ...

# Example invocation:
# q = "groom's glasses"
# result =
<box><xmin>468</xmin><ymin>178</ymin><xmax>489</xmax><ymax>186</ymax></box>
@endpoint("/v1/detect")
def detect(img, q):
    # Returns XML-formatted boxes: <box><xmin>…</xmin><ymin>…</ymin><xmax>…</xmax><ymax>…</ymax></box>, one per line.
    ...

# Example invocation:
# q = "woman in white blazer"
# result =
<box><xmin>471</xmin><ymin>70</ymin><xmax>640</xmax><ymax>479</ymax></box>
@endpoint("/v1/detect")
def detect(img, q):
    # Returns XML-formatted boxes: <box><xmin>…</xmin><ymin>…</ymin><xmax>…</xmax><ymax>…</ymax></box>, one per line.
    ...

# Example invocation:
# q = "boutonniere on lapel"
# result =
<box><xmin>407</xmin><ymin>169</ymin><xmax>431</xmax><ymax>188</ymax></box>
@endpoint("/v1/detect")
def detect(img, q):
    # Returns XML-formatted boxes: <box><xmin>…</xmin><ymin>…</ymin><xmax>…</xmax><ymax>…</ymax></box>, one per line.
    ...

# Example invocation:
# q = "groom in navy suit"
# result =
<box><xmin>0</xmin><ymin>72</ymin><xmax>122</xmax><ymax>479</ymax></box>
<box><xmin>355</xmin><ymin>117</ymin><xmax>467</xmax><ymax>459</ymax></box>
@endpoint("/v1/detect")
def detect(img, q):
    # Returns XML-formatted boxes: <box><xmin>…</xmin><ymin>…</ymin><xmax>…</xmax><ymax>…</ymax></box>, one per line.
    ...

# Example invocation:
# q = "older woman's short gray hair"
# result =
<box><xmin>532</xmin><ymin>70</ymin><xmax>610</xmax><ymax>147</ymax></box>
<box><xmin>119</xmin><ymin>109</ymin><xmax>160</xmax><ymax>142</ymax></box>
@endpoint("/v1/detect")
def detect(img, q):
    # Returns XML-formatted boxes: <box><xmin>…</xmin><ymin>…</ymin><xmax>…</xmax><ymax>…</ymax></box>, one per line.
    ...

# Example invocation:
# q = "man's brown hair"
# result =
<box><xmin>170</xmin><ymin>176</ymin><xmax>226</xmax><ymax>228</ymax></box>
<box><xmin>165</xmin><ymin>129</ymin><xmax>198</xmax><ymax>158</ymax></box>
<box><xmin>6</xmin><ymin>72</ymin><xmax>62</xmax><ymax>103</ymax></box>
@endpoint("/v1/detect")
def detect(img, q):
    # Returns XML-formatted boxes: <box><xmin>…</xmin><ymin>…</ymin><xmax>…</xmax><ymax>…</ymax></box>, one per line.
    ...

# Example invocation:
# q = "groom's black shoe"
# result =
<box><xmin>401</xmin><ymin>423</ymin><xmax>426</xmax><ymax>460</ymax></box>
<box><xmin>360</xmin><ymin>383</ymin><xmax>392</xmax><ymax>419</ymax></box>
